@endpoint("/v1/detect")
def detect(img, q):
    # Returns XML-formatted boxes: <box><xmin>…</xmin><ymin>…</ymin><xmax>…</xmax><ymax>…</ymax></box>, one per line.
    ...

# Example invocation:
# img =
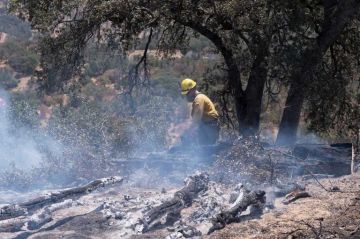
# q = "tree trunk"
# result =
<box><xmin>351</xmin><ymin>129</ymin><xmax>360</xmax><ymax>174</ymax></box>
<box><xmin>276</xmin><ymin>0</ymin><xmax>360</xmax><ymax>145</ymax></box>
<box><xmin>182</xmin><ymin>21</ymin><xmax>270</xmax><ymax>137</ymax></box>
<box><xmin>276</xmin><ymin>75</ymin><xmax>306</xmax><ymax>145</ymax></box>
<box><xmin>237</xmin><ymin>47</ymin><xmax>268</xmax><ymax>136</ymax></box>
<box><xmin>276</xmin><ymin>49</ymin><xmax>319</xmax><ymax>145</ymax></box>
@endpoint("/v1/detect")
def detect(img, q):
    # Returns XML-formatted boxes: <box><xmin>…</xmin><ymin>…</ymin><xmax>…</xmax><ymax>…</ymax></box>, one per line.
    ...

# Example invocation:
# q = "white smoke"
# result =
<box><xmin>0</xmin><ymin>89</ymin><xmax>60</xmax><ymax>170</ymax></box>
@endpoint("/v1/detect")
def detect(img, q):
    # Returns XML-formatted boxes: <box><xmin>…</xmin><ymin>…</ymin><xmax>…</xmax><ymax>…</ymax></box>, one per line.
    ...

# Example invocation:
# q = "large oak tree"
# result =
<box><xmin>10</xmin><ymin>0</ymin><xmax>360</xmax><ymax>143</ymax></box>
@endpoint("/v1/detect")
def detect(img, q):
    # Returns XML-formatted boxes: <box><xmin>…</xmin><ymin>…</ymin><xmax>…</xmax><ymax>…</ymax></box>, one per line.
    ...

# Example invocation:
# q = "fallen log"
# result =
<box><xmin>293</xmin><ymin>144</ymin><xmax>351</xmax><ymax>161</ymax></box>
<box><xmin>20</xmin><ymin>176</ymin><xmax>123</xmax><ymax>211</ymax></box>
<box><xmin>208</xmin><ymin>186</ymin><xmax>266</xmax><ymax>234</ymax></box>
<box><xmin>282</xmin><ymin>189</ymin><xmax>311</xmax><ymax>205</ymax></box>
<box><xmin>0</xmin><ymin>205</ymin><xmax>27</xmax><ymax>221</ymax></box>
<box><xmin>0</xmin><ymin>200</ymin><xmax>77</xmax><ymax>232</ymax></box>
<box><xmin>27</xmin><ymin>199</ymin><xmax>76</xmax><ymax>230</ymax></box>
<box><xmin>0</xmin><ymin>176</ymin><xmax>123</xmax><ymax>231</ymax></box>
<box><xmin>140</xmin><ymin>172</ymin><xmax>209</xmax><ymax>232</ymax></box>
<box><xmin>301</xmin><ymin>174</ymin><xmax>334</xmax><ymax>181</ymax></box>
<box><xmin>0</xmin><ymin>216</ymin><xmax>27</xmax><ymax>232</ymax></box>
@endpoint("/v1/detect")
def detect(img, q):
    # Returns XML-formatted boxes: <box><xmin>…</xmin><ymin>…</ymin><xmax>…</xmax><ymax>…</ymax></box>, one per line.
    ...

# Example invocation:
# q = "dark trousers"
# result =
<box><xmin>198</xmin><ymin>120</ymin><xmax>220</xmax><ymax>145</ymax></box>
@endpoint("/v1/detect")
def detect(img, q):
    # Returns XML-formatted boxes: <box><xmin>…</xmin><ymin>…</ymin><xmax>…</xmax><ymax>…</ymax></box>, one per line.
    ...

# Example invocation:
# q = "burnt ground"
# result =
<box><xmin>0</xmin><ymin>141</ymin><xmax>359</xmax><ymax>239</ymax></box>
<box><xmin>0</xmin><ymin>175</ymin><xmax>359</xmax><ymax>239</ymax></box>
<box><xmin>207</xmin><ymin>174</ymin><xmax>360</xmax><ymax>239</ymax></box>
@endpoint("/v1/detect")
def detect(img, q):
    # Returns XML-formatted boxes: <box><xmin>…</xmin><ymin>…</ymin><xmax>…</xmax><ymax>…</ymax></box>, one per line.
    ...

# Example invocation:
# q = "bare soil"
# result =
<box><xmin>207</xmin><ymin>174</ymin><xmax>360</xmax><ymax>239</ymax></box>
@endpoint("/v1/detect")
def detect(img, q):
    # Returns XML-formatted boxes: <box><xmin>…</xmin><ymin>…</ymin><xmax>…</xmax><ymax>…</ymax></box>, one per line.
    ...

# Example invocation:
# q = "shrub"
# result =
<box><xmin>83</xmin><ymin>43</ymin><xmax>126</xmax><ymax>77</ymax></box>
<box><xmin>8</xmin><ymin>92</ymin><xmax>41</xmax><ymax>128</ymax></box>
<box><xmin>151</xmin><ymin>71</ymin><xmax>180</xmax><ymax>97</ymax></box>
<box><xmin>0</xmin><ymin>68</ymin><xmax>19</xmax><ymax>89</ymax></box>
<box><xmin>0</xmin><ymin>15</ymin><xmax>32</xmax><ymax>40</ymax></box>
<box><xmin>0</xmin><ymin>40</ymin><xmax>39</xmax><ymax>75</ymax></box>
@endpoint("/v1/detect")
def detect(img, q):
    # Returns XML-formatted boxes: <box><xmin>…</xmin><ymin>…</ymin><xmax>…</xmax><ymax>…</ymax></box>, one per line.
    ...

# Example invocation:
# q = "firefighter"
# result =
<box><xmin>180</xmin><ymin>78</ymin><xmax>220</xmax><ymax>145</ymax></box>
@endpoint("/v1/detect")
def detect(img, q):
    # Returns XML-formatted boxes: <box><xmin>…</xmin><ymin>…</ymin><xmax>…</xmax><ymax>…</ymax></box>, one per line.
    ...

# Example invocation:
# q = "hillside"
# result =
<box><xmin>0</xmin><ymin>2</ymin><xmax>359</xmax><ymax>239</ymax></box>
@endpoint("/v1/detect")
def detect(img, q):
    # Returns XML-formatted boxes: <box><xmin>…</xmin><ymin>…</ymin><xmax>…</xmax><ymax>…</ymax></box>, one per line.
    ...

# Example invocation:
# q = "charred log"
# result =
<box><xmin>140</xmin><ymin>172</ymin><xmax>209</xmax><ymax>232</ymax></box>
<box><xmin>293</xmin><ymin>144</ymin><xmax>351</xmax><ymax>160</ymax></box>
<box><xmin>282</xmin><ymin>189</ymin><xmax>311</xmax><ymax>205</ymax></box>
<box><xmin>0</xmin><ymin>217</ymin><xmax>26</xmax><ymax>232</ymax></box>
<box><xmin>208</xmin><ymin>186</ymin><xmax>265</xmax><ymax>234</ymax></box>
<box><xmin>28</xmin><ymin>199</ymin><xmax>76</xmax><ymax>230</ymax></box>
<box><xmin>0</xmin><ymin>176</ymin><xmax>123</xmax><ymax>232</ymax></box>
<box><xmin>19</xmin><ymin>176</ymin><xmax>123</xmax><ymax>211</ymax></box>
<box><xmin>0</xmin><ymin>205</ymin><xmax>27</xmax><ymax>221</ymax></box>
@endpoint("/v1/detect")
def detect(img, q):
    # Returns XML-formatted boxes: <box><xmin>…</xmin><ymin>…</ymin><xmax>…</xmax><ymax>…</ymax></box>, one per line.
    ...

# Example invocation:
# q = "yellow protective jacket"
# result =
<box><xmin>191</xmin><ymin>93</ymin><xmax>219</xmax><ymax>123</ymax></box>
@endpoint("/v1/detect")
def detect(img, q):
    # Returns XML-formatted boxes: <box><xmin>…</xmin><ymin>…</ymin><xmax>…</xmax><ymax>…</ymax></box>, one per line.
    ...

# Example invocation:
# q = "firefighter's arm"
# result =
<box><xmin>180</xmin><ymin>99</ymin><xmax>204</xmax><ymax>140</ymax></box>
<box><xmin>191</xmin><ymin>97</ymin><xmax>204</xmax><ymax>124</ymax></box>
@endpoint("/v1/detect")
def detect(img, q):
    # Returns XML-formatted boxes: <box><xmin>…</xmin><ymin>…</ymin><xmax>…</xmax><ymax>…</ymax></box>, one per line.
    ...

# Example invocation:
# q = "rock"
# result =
<box><xmin>115</xmin><ymin>211</ymin><xmax>124</xmax><ymax>220</ymax></box>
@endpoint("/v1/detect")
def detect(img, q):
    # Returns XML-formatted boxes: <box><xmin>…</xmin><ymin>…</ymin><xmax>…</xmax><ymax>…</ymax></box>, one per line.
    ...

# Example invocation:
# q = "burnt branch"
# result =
<box><xmin>125</xmin><ymin>28</ymin><xmax>154</xmax><ymax>112</ymax></box>
<box><xmin>0</xmin><ymin>176</ymin><xmax>123</xmax><ymax>224</ymax></box>
<box><xmin>208</xmin><ymin>186</ymin><xmax>265</xmax><ymax>234</ymax></box>
<box><xmin>140</xmin><ymin>172</ymin><xmax>209</xmax><ymax>232</ymax></box>
<box><xmin>128</xmin><ymin>28</ymin><xmax>153</xmax><ymax>94</ymax></box>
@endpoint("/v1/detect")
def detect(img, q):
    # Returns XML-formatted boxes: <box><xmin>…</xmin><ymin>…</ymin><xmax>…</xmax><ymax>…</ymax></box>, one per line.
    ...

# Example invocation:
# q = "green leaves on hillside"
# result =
<box><xmin>0</xmin><ymin>15</ymin><xmax>31</xmax><ymax>39</ymax></box>
<box><xmin>8</xmin><ymin>0</ymin><xmax>360</xmax><ymax>140</ymax></box>
<box><xmin>0</xmin><ymin>40</ymin><xmax>39</xmax><ymax>74</ymax></box>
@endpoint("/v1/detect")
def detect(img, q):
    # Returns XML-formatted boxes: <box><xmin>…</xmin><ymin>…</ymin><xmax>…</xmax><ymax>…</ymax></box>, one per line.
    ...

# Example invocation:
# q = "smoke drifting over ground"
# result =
<box><xmin>0</xmin><ymin>89</ymin><xmax>59</xmax><ymax>170</ymax></box>
<box><xmin>0</xmin><ymin>89</ymin><xmax>191</xmax><ymax>192</ymax></box>
<box><xmin>0</xmin><ymin>82</ymin><xmax>338</xmax><ymax>195</ymax></box>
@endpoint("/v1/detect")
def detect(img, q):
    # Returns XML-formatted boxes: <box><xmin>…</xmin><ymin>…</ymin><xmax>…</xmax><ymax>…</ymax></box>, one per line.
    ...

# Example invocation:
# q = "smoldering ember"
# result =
<box><xmin>0</xmin><ymin>1</ymin><xmax>360</xmax><ymax>239</ymax></box>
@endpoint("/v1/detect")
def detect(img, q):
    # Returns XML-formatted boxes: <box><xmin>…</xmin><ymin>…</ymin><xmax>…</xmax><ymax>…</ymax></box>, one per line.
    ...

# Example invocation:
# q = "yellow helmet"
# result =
<box><xmin>180</xmin><ymin>78</ymin><xmax>197</xmax><ymax>95</ymax></box>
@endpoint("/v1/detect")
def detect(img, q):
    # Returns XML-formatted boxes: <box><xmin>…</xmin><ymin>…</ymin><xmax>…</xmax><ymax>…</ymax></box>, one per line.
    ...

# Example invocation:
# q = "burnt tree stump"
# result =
<box><xmin>141</xmin><ymin>172</ymin><xmax>209</xmax><ymax>232</ymax></box>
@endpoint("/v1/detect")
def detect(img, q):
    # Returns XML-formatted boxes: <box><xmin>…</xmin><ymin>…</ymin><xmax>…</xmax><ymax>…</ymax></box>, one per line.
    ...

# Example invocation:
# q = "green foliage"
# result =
<box><xmin>0</xmin><ymin>89</ymin><xmax>181</xmax><ymax>190</ymax></box>
<box><xmin>133</xmin><ymin>95</ymin><xmax>178</xmax><ymax>151</ymax></box>
<box><xmin>151</xmin><ymin>71</ymin><xmax>181</xmax><ymax>97</ymax></box>
<box><xmin>307</xmin><ymin>90</ymin><xmax>359</xmax><ymax>140</ymax></box>
<box><xmin>48</xmin><ymin>100</ymin><xmax>135</xmax><ymax>157</ymax></box>
<box><xmin>83</xmin><ymin>43</ymin><xmax>126</xmax><ymax>77</ymax></box>
<box><xmin>0</xmin><ymin>14</ymin><xmax>31</xmax><ymax>40</ymax></box>
<box><xmin>305</xmin><ymin>22</ymin><xmax>360</xmax><ymax>140</ymax></box>
<box><xmin>6</xmin><ymin>0</ymin><xmax>360</xmax><ymax>142</ymax></box>
<box><xmin>0</xmin><ymin>39</ymin><xmax>39</xmax><ymax>74</ymax></box>
<box><xmin>0</xmin><ymin>68</ymin><xmax>19</xmax><ymax>89</ymax></box>
<box><xmin>8</xmin><ymin>92</ymin><xmax>41</xmax><ymax>128</ymax></box>
<box><xmin>307</xmin><ymin>77</ymin><xmax>360</xmax><ymax>140</ymax></box>
<box><xmin>188</xmin><ymin>35</ymin><xmax>213</xmax><ymax>53</ymax></box>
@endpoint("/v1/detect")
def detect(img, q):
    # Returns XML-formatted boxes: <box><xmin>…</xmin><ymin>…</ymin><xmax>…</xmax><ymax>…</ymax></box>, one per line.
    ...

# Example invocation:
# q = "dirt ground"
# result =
<box><xmin>207</xmin><ymin>174</ymin><xmax>360</xmax><ymax>239</ymax></box>
<box><xmin>1</xmin><ymin>174</ymin><xmax>359</xmax><ymax>239</ymax></box>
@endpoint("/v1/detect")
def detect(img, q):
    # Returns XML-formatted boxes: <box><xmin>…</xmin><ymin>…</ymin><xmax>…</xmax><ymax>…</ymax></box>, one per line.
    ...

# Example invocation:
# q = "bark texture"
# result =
<box><xmin>180</xmin><ymin>20</ymin><xmax>268</xmax><ymax>137</ymax></box>
<box><xmin>276</xmin><ymin>0</ymin><xmax>360</xmax><ymax>145</ymax></box>
<box><xmin>238</xmin><ymin>44</ymin><xmax>269</xmax><ymax>136</ymax></box>
<box><xmin>19</xmin><ymin>176</ymin><xmax>123</xmax><ymax>211</ymax></box>
<box><xmin>141</xmin><ymin>172</ymin><xmax>209</xmax><ymax>232</ymax></box>
<box><xmin>208</xmin><ymin>188</ymin><xmax>266</xmax><ymax>234</ymax></box>
<box><xmin>0</xmin><ymin>176</ymin><xmax>123</xmax><ymax>232</ymax></box>
<box><xmin>352</xmin><ymin>129</ymin><xmax>360</xmax><ymax>174</ymax></box>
